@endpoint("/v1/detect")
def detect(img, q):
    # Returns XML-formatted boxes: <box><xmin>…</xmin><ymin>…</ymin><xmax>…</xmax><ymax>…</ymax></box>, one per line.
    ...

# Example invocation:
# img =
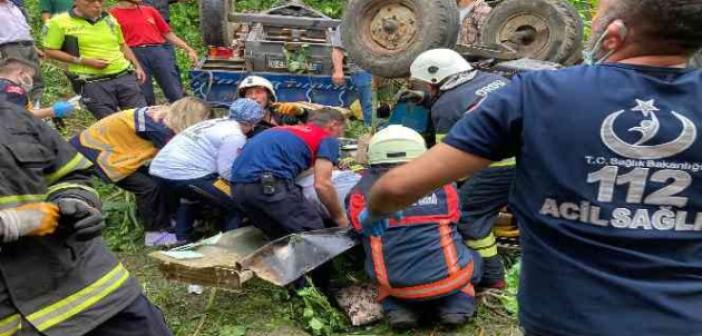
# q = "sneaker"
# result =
<box><xmin>386</xmin><ymin>309</ymin><xmax>419</xmax><ymax>330</ymax></box>
<box><xmin>144</xmin><ymin>231</ymin><xmax>178</xmax><ymax>247</ymax></box>
<box><xmin>439</xmin><ymin>313</ymin><xmax>470</xmax><ymax>326</ymax></box>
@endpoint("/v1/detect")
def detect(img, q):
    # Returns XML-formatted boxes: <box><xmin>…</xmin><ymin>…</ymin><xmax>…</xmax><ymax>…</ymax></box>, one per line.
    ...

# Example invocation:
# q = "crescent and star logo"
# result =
<box><xmin>600</xmin><ymin>99</ymin><xmax>697</xmax><ymax>160</ymax></box>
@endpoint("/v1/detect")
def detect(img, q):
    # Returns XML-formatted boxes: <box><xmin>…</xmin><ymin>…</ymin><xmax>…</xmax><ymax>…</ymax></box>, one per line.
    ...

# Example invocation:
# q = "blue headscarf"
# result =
<box><xmin>229</xmin><ymin>98</ymin><xmax>264</xmax><ymax>125</ymax></box>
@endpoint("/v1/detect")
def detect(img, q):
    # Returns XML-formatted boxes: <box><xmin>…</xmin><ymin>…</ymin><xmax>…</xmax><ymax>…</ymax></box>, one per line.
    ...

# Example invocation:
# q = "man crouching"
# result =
<box><xmin>346</xmin><ymin>125</ymin><xmax>482</xmax><ymax>329</ymax></box>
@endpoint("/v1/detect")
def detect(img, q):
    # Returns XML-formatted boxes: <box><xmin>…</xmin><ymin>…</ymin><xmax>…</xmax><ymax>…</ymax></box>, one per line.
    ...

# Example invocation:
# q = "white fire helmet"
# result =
<box><xmin>368</xmin><ymin>125</ymin><xmax>427</xmax><ymax>165</ymax></box>
<box><xmin>409</xmin><ymin>48</ymin><xmax>473</xmax><ymax>85</ymax></box>
<box><xmin>237</xmin><ymin>75</ymin><xmax>278</xmax><ymax>102</ymax></box>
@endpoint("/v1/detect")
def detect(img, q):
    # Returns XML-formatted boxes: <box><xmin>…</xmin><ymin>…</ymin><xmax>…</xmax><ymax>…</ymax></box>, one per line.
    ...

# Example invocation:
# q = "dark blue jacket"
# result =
<box><xmin>347</xmin><ymin>167</ymin><xmax>480</xmax><ymax>301</ymax></box>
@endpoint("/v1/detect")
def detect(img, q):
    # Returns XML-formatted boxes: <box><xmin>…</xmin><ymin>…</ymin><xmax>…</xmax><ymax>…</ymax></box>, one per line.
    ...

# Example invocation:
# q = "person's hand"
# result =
<box><xmin>35</xmin><ymin>47</ymin><xmax>46</xmax><ymax>59</ymax></box>
<box><xmin>272</xmin><ymin>102</ymin><xmax>306</xmax><ymax>116</ymax></box>
<box><xmin>56</xmin><ymin>199</ymin><xmax>105</xmax><ymax>241</ymax></box>
<box><xmin>52</xmin><ymin>101</ymin><xmax>75</xmax><ymax>118</ymax></box>
<box><xmin>134</xmin><ymin>67</ymin><xmax>147</xmax><ymax>84</ymax></box>
<box><xmin>186</xmin><ymin>48</ymin><xmax>199</xmax><ymax>64</ymax></box>
<box><xmin>332</xmin><ymin>70</ymin><xmax>346</xmax><ymax>86</ymax></box>
<box><xmin>0</xmin><ymin>203</ymin><xmax>60</xmax><ymax>242</ymax></box>
<box><xmin>358</xmin><ymin>208</ymin><xmax>402</xmax><ymax>237</ymax></box>
<box><xmin>82</xmin><ymin>58</ymin><xmax>109</xmax><ymax>70</ymax></box>
<box><xmin>334</xmin><ymin>214</ymin><xmax>350</xmax><ymax>228</ymax></box>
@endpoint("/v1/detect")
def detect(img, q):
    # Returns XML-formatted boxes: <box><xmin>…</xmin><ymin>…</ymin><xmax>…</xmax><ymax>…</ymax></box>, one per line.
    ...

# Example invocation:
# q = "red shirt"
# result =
<box><xmin>109</xmin><ymin>5</ymin><xmax>170</xmax><ymax>47</ymax></box>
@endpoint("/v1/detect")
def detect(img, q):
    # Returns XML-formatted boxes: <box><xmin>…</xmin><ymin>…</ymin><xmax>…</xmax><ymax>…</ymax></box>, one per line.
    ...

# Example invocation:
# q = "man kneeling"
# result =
<box><xmin>346</xmin><ymin>125</ymin><xmax>482</xmax><ymax>329</ymax></box>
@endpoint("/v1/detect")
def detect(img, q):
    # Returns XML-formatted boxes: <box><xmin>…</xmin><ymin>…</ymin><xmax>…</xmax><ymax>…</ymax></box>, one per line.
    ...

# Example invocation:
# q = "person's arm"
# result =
<box><xmin>30</xmin><ymin>107</ymin><xmax>55</xmax><ymax>119</ymax></box>
<box><xmin>42</xmin><ymin>20</ymin><xmax>109</xmax><ymax>68</ymax></box>
<box><xmin>331</xmin><ymin>47</ymin><xmax>345</xmax><ymax>86</ymax></box>
<box><xmin>163</xmin><ymin>32</ymin><xmax>198</xmax><ymax>63</ymax></box>
<box><xmin>314</xmin><ymin>158</ymin><xmax>348</xmax><ymax>226</ymax></box>
<box><xmin>369</xmin><ymin>144</ymin><xmax>491</xmax><ymax>216</ymax></box>
<box><xmin>120</xmin><ymin>43</ymin><xmax>146</xmax><ymax>83</ymax></box>
<box><xmin>368</xmin><ymin>73</ymin><xmax>526</xmax><ymax>218</ymax></box>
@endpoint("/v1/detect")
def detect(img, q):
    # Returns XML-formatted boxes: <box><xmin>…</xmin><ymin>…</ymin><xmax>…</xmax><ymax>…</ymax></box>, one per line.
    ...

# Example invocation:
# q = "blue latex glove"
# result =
<box><xmin>359</xmin><ymin>208</ymin><xmax>403</xmax><ymax>237</ymax></box>
<box><xmin>52</xmin><ymin>101</ymin><xmax>75</xmax><ymax>118</ymax></box>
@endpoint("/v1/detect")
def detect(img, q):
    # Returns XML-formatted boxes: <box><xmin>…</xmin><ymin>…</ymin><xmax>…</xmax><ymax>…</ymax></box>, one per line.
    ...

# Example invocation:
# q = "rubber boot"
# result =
<box><xmin>387</xmin><ymin>308</ymin><xmax>419</xmax><ymax>330</ymax></box>
<box><xmin>477</xmin><ymin>255</ymin><xmax>506</xmax><ymax>290</ymax></box>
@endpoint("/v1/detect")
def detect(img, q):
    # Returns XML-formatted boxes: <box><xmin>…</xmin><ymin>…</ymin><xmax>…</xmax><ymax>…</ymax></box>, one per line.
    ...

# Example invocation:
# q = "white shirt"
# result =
<box><xmin>0</xmin><ymin>1</ymin><xmax>32</xmax><ymax>44</ymax></box>
<box><xmin>296</xmin><ymin>170</ymin><xmax>361</xmax><ymax>218</ymax></box>
<box><xmin>150</xmin><ymin>118</ymin><xmax>247</xmax><ymax>181</ymax></box>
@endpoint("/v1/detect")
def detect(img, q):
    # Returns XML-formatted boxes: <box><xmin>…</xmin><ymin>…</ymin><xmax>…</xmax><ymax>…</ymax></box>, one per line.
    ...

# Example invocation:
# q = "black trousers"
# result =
<box><xmin>85</xmin><ymin>295</ymin><xmax>172</xmax><ymax>336</ymax></box>
<box><xmin>231</xmin><ymin>180</ymin><xmax>325</xmax><ymax>239</ymax></box>
<box><xmin>116</xmin><ymin>167</ymin><xmax>171</xmax><ymax>231</ymax></box>
<box><xmin>80</xmin><ymin>73</ymin><xmax>147</xmax><ymax>120</ymax></box>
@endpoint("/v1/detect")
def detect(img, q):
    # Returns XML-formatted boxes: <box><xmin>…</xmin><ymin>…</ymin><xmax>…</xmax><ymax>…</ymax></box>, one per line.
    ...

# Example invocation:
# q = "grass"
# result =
<box><xmin>20</xmin><ymin>0</ymin><xmax>597</xmax><ymax>334</ymax></box>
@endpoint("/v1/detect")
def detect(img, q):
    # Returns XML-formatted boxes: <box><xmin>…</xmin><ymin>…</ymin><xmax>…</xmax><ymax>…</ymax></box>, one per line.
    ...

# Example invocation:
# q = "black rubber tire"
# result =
<box><xmin>341</xmin><ymin>0</ymin><xmax>460</xmax><ymax>78</ymax></box>
<box><xmin>480</xmin><ymin>0</ymin><xmax>583</xmax><ymax>64</ymax></box>
<box><xmin>200</xmin><ymin>0</ymin><xmax>232</xmax><ymax>47</ymax></box>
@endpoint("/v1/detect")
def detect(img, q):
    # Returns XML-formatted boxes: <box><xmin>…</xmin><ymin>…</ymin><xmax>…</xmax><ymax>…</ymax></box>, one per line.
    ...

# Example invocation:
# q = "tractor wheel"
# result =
<box><xmin>480</xmin><ymin>0</ymin><xmax>583</xmax><ymax>64</ymax></box>
<box><xmin>341</xmin><ymin>0</ymin><xmax>460</xmax><ymax>78</ymax></box>
<box><xmin>200</xmin><ymin>0</ymin><xmax>233</xmax><ymax>47</ymax></box>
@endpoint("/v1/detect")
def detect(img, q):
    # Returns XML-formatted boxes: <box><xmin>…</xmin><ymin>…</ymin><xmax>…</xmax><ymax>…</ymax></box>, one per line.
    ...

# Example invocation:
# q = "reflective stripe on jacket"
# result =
<box><xmin>71</xmin><ymin>107</ymin><xmax>173</xmax><ymax>182</ymax></box>
<box><xmin>347</xmin><ymin>167</ymin><xmax>479</xmax><ymax>301</ymax></box>
<box><xmin>0</xmin><ymin>99</ymin><xmax>141</xmax><ymax>335</ymax></box>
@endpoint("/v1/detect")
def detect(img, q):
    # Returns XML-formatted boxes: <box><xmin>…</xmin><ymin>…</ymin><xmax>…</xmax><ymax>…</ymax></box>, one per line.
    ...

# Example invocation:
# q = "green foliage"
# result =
<box><xmin>95</xmin><ymin>180</ymin><xmax>145</xmax><ymax>252</ymax></box>
<box><xmin>500</xmin><ymin>261</ymin><xmax>521</xmax><ymax>315</ymax></box>
<box><xmin>296</xmin><ymin>283</ymin><xmax>349</xmax><ymax>336</ymax></box>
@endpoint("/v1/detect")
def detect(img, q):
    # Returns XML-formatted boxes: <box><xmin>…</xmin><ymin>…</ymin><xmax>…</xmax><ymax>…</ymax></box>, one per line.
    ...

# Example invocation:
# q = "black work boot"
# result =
<box><xmin>439</xmin><ymin>313</ymin><xmax>470</xmax><ymax>326</ymax></box>
<box><xmin>386</xmin><ymin>308</ymin><xmax>419</xmax><ymax>330</ymax></box>
<box><xmin>477</xmin><ymin>255</ymin><xmax>506</xmax><ymax>290</ymax></box>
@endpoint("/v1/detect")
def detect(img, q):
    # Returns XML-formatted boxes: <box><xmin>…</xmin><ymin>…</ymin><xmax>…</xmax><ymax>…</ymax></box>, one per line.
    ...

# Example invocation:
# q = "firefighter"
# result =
<box><xmin>237</xmin><ymin>75</ymin><xmax>310</xmax><ymax>136</ymax></box>
<box><xmin>0</xmin><ymin>57</ymin><xmax>76</xmax><ymax>119</ymax></box>
<box><xmin>362</xmin><ymin>0</ymin><xmax>702</xmax><ymax>334</ymax></box>
<box><xmin>0</xmin><ymin>97</ymin><xmax>172</xmax><ymax>335</ymax></box>
<box><xmin>347</xmin><ymin>125</ymin><xmax>482</xmax><ymax>329</ymax></box>
<box><xmin>406</xmin><ymin>48</ymin><xmax>512</xmax><ymax>289</ymax></box>
<box><xmin>70</xmin><ymin>97</ymin><xmax>210</xmax><ymax>246</ymax></box>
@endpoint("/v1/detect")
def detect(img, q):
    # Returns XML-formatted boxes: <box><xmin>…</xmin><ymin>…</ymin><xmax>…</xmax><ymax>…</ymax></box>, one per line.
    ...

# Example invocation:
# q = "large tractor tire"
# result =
<box><xmin>480</xmin><ymin>0</ymin><xmax>583</xmax><ymax>65</ymax></box>
<box><xmin>341</xmin><ymin>0</ymin><xmax>460</xmax><ymax>78</ymax></box>
<box><xmin>200</xmin><ymin>0</ymin><xmax>233</xmax><ymax>47</ymax></box>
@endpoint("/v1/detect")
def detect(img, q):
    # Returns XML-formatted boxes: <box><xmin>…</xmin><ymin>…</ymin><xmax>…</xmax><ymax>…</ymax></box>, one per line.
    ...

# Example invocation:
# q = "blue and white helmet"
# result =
<box><xmin>229</xmin><ymin>98</ymin><xmax>265</xmax><ymax>126</ymax></box>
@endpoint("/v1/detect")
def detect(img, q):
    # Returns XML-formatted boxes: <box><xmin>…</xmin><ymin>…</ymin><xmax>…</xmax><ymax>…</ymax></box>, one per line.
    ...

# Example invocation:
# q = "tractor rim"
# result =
<box><xmin>364</xmin><ymin>2</ymin><xmax>418</xmax><ymax>53</ymax></box>
<box><xmin>497</xmin><ymin>13</ymin><xmax>550</xmax><ymax>57</ymax></box>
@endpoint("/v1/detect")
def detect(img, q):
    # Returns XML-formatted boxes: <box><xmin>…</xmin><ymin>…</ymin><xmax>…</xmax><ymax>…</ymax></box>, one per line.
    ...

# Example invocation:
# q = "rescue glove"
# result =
<box><xmin>359</xmin><ymin>208</ymin><xmax>403</xmax><ymax>237</ymax></box>
<box><xmin>0</xmin><ymin>203</ymin><xmax>60</xmax><ymax>242</ymax></box>
<box><xmin>56</xmin><ymin>199</ymin><xmax>105</xmax><ymax>241</ymax></box>
<box><xmin>52</xmin><ymin>101</ymin><xmax>76</xmax><ymax>118</ymax></box>
<box><xmin>395</xmin><ymin>89</ymin><xmax>427</xmax><ymax>104</ymax></box>
<box><xmin>272</xmin><ymin>102</ymin><xmax>306</xmax><ymax>116</ymax></box>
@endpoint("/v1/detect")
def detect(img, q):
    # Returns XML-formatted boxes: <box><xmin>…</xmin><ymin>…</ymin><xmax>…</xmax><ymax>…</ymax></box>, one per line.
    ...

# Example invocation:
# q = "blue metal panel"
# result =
<box><xmin>190</xmin><ymin>70</ymin><xmax>360</xmax><ymax>108</ymax></box>
<box><xmin>388</xmin><ymin>101</ymin><xmax>431</xmax><ymax>133</ymax></box>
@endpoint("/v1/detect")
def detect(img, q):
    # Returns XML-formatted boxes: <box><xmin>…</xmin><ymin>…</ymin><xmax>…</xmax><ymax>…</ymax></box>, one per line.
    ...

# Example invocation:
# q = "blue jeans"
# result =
<box><xmin>157</xmin><ymin>175</ymin><xmax>240</xmax><ymax>241</ymax></box>
<box><xmin>132</xmin><ymin>45</ymin><xmax>184</xmax><ymax>105</ymax></box>
<box><xmin>351</xmin><ymin>71</ymin><xmax>373</xmax><ymax>126</ymax></box>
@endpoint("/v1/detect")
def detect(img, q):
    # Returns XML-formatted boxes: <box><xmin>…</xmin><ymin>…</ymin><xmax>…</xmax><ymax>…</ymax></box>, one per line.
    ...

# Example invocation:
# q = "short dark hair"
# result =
<box><xmin>0</xmin><ymin>57</ymin><xmax>37</xmax><ymax>75</ymax></box>
<box><xmin>605</xmin><ymin>0</ymin><xmax>702</xmax><ymax>54</ymax></box>
<box><xmin>308</xmin><ymin>107</ymin><xmax>346</xmax><ymax>127</ymax></box>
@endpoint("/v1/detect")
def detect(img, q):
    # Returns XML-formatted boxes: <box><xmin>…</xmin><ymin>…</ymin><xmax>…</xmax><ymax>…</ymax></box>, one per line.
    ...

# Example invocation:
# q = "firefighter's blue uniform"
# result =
<box><xmin>347</xmin><ymin>167</ymin><xmax>483</xmax><ymax>318</ymax></box>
